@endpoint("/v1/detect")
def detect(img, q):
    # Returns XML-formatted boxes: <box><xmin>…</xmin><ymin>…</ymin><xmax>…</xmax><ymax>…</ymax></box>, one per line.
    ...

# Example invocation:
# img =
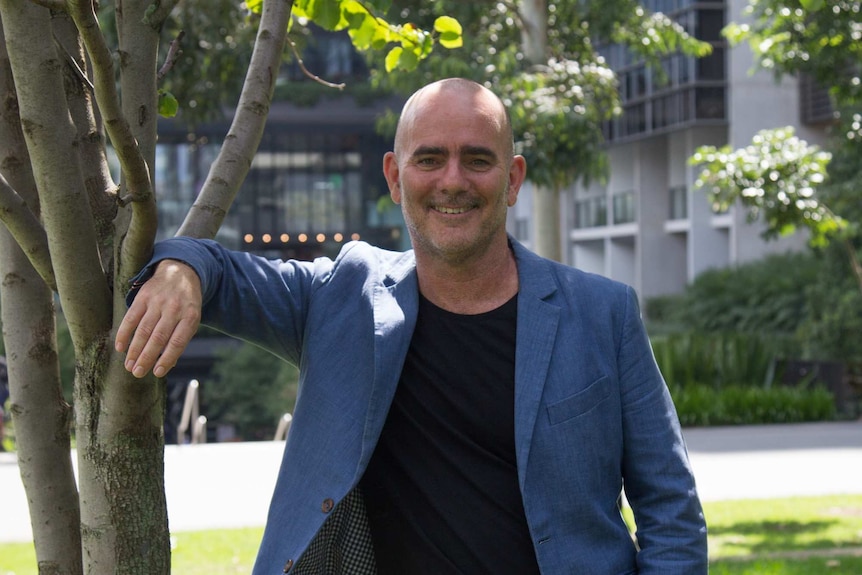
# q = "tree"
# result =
<box><xmin>366</xmin><ymin>1</ymin><xmax>711</xmax><ymax>260</ymax></box>
<box><xmin>0</xmin><ymin>1</ymin><xmax>459</xmax><ymax>573</ymax></box>
<box><xmin>690</xmin><ymin>0</ymin><xmax>862</xmax><ymax>293</ymax></box>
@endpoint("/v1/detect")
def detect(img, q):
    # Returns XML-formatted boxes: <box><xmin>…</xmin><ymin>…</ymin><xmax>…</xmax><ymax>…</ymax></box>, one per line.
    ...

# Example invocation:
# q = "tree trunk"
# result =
<box><xmin>0</xmin><ymin>2</ymin><xmax>170</xmax><ymax>572</ymax></box>
<box><xmin>532</xmin><ymin>184</ymin><xmax>563</xmax><ymax>262</ymax></box>
<box><xmin>518</xmin><ymin>0</ymin><xmax>562</xmax><ymax>262</ymax></box>
<box><xmin>0</xmin><ymin>24</ymin><xmax>82</xmax><ymax>574</ymax></box>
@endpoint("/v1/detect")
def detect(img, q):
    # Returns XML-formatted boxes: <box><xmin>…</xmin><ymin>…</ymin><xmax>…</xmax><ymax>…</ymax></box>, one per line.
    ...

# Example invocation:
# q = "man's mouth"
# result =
<box><xmin>432</xmin><ymin>206</ymin><xmax>471</xmax><ymax>215</ymax></box>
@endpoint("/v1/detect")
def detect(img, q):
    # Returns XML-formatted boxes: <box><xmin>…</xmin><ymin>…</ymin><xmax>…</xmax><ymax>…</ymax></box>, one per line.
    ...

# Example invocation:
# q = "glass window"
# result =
<box><xmin>696</xmin><ymin>47</ymin><xmax>725</xmax><ymax>81</ymax></box>
<box><xmin>669</xmin><ymin>186</ymin><xmax>688</xmax><ymax>220</ymax></box>
<box><xmin>696</xmin><ymin>9</ymin><xmax>725</xmax><ymax>42</ymax></box>
<box><xmin>613</xmin><ymin>191</ymin><xmax>636</xmax><ymax>224</ymax></box>
<box><xmin>695</xmin><ymin>87</ymin><xmax>726</xmax><ymax>119</ymax></box>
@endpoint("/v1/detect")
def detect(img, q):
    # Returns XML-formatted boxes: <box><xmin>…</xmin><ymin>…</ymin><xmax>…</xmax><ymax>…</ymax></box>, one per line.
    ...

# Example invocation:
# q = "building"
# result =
<box><xmin>509</xmin><ymin>0</ymin><xmax>833</xmax><ymax>303</ymax></box>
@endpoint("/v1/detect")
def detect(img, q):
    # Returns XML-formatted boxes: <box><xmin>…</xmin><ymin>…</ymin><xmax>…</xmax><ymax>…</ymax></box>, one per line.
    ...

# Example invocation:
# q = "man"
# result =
<box><xmin>116</xmin><ymin>78</ymin><xmax>707</xmax><ymax>574</ymax></box>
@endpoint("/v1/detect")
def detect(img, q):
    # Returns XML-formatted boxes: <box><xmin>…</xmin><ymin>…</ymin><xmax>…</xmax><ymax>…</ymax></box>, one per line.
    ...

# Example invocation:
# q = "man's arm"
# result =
<box><xmin>115</xmin><ymin>259</ymin><xmax>202</xmax><ymax>378</ymax></box>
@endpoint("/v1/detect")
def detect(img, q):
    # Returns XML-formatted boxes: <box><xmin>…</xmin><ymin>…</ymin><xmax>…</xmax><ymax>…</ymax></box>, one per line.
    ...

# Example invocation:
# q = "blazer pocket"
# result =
<box><xmin>547</xmin><ymin>376</ymin><xmax>611</xmax><ymax>425</ymax></box>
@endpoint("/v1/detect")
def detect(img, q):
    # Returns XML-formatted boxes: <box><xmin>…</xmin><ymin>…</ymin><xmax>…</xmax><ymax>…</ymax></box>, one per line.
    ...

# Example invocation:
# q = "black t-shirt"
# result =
<box><xmin>360</xmin><ymin>294</ymin><xmax>540</xmax><ymax>575</ymax></box>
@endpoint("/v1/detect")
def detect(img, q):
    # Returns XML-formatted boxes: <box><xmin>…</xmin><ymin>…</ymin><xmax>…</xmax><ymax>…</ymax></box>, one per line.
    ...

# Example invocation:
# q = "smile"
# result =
<box><xmin>433</xmin><ymin>206</ymin><xmax>471</xmax><ymax>214</ymax></box>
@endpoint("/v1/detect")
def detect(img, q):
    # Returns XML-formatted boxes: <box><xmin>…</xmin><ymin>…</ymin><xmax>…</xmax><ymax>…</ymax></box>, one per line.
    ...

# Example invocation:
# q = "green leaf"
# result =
<box><xmin>799</xmin><ymin>0</ymin><xmax>825</xmax><ymax>11</ymax></box>
<box><xmin>433</xmin><ymin>15</ymin><xmax>462</xmax><ymax>36</ymax></box>
<box><xmin>245</xmin><ymin>0</ymin><xmax>263</xmax><ymax>13</ymax></box>
<box><xmin>158</xmin><ymin>90</ymin><xmax>179</xmax><ymax>118</ymax></box>
<box><xmin>439</xmin><ymin>30</ymin><xmax>463</xmax><ymax>49</ymax></box>
<box><xmin>384</xmin><ymin>46</ymin><xmax>402</xmax><ymax>72</ymax></box>
<box><xmin>397</xmin><ymin>46</ymin><xmax>419</xmax><ymax>70</ymax></box>
<box><xmin>306</xmin><ymin>0</ymin><xmax>341</xmax><ymax>30</ymax></box>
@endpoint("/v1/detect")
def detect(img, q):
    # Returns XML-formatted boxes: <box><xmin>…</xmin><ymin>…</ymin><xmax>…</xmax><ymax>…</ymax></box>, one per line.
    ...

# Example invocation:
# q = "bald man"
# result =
<box><xmin>117</xmin><ymin>78</ymin><xmax>707</xmax><ymax>574</ymax></box>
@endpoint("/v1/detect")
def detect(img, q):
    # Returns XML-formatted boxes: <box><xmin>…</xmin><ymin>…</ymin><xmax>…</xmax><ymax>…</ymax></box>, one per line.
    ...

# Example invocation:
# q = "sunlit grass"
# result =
<box><xmin>2</xmin><ymin>495</ymin><xmax>861</xmax><ymax>574</ymax></box>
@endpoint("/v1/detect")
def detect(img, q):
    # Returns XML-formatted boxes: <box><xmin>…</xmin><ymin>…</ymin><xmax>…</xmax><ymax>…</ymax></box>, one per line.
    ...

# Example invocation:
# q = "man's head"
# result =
<box><xmin>383</xmin><ymin>78</ymin><xmax>526</xmax><ymax>266</ymax></box>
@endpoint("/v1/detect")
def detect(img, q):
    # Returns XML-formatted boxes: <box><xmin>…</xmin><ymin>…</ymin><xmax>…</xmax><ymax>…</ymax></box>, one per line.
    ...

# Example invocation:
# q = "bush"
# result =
<box><xmin>651</xmin><ymin>331</ymin><xmax>785</xmax><ymax>388</ymax></box>
<box><xmin>670</xmin><ymin>384</ymin><xmax>836</xmax><ymax>427</ymax></box>
<box><xmin>204</xmin><ymin>343</ymin><xmax>299</xmax><ymax>441</ymax></box>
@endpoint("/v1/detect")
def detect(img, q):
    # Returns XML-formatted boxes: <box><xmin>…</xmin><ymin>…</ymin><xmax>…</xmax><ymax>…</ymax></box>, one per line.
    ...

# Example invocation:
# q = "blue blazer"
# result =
<box><xmin>141</xmin><ymin>236</ymin><xmax>707</xmax><ymax>574</ymax></box>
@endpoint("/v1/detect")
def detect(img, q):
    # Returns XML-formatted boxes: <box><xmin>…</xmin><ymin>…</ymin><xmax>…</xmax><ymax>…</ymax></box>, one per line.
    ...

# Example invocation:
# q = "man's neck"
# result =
<box><xmin>415</xmin><ymin>242</ymin><xmax>519</xmax><ymax>315</ymax></box>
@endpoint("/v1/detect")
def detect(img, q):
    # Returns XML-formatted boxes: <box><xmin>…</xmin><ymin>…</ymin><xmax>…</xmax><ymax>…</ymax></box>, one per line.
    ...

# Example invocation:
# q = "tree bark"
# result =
<box><xmin>0</xmin><ymin>2</ymin><xmax>170</xmax><ymax>572</ymax></box>
<box><xmin>0</xmin><ymin>22</ymin><xmax>82</xmax><ymax>575</ymax></box>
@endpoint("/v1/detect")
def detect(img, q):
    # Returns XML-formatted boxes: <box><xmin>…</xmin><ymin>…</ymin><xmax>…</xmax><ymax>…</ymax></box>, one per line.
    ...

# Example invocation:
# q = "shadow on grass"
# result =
<box><xmin>709</xmin><ymin>518</ymin><xmax>853</xmax><ymax>555</ymax></box>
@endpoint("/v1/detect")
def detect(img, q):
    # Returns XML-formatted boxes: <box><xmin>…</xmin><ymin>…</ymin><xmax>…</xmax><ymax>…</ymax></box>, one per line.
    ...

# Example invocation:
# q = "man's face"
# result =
<box><xmin>384</xmin><ymin>86</ymin><xmax>523</xmax><ymax>265</ymax></box>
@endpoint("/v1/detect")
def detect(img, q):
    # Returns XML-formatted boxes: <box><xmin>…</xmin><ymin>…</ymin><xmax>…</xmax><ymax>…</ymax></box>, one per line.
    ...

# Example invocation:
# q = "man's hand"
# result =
<box><xmin>115</xmin><ymin>259</ymin><xmax>203</xmax><ymax>378</ymax></box>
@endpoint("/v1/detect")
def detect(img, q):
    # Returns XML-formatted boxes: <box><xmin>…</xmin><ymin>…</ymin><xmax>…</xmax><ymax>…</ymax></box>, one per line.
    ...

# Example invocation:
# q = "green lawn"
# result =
<box><xmin>2</xmin><ymin>495</ymin><xmax>861</xmax><ymax>574</ymax></box>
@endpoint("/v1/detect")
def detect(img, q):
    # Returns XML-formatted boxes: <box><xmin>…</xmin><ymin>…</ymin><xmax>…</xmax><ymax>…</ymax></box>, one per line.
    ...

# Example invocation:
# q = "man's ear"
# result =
<box><xmin>507</xmin><ymin>155</ymin><xmax>527</xmax><ymax>207</ymax></box>
<box><xmin>383</xmin><ymin>152</ymin><xmax>401</xmax><ymax>204</ymax></box>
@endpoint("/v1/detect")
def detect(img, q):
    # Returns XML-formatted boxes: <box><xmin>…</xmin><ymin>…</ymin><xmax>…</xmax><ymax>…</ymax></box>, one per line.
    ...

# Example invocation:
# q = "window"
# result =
<box><xmin>613</xmin><ymin>192</ymin><xmax>636</xmax><ymax>224</ymax></box>
<box><xmin>669</xmin><ymin>186</ymin><xmax>687</xmax><ymax>220</ymax></box>
<box><xmin>695</xmin><ymin>87</ymin><xmax>725</xmax><ymax>119</ymax></box>
<box><xmin>574</xmin><ymin>196</ymin><xmax>608</xmax><ymax>228</ymax></box>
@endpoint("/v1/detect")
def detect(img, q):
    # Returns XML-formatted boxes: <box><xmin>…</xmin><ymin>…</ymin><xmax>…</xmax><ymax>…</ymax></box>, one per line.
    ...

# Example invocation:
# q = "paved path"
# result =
<box><xmin>1</xmin><ymin>421</ymin><xmax>860</xmax><ymax>544</ymax></box>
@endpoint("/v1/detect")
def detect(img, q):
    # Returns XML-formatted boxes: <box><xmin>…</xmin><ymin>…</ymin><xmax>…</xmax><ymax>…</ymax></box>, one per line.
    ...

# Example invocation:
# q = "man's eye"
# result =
<box><xmin>416</xmin><ymin>157</ymin><xmax>440</xmax><ymax>166</ymax></box>
<box><xmin>467</xmin><ymin>158</ymin><xmax>492</xmax><ymax>169</ymax></box>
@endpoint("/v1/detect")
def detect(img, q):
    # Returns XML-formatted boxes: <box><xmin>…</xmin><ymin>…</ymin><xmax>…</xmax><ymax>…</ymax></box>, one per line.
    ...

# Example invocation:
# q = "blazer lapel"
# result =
<box><xmin>357</xmin><ymin>251</ymin><xmax>419</xmax><ymax>477</ymax></box>
<box><xmin>512</xmin><ymin>240</ymin><xmax>560</xmax><ymax>488</ymax></box>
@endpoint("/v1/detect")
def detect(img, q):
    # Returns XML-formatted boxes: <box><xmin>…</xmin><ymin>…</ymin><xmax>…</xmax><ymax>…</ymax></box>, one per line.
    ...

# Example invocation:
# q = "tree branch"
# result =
<box><xmin>177</xmin><ymin>0</ymin><xmax>294</xmax><ymax>238</ymax></box>
<box><xmin>66</xmin><ymin>0</ymin><xmax>155</xmax><ymax>208</ymax></box>
<box><xmin>157</xmin><ymin>29</ymin><xmax>184</xmax><ymax>82</ymax></box>
<box><xmin>141</xmin><ymin>0</ymin><xmax>181</xmax><ymax>31</ymax></box>
<box><xmin>286</xmin><ymin>36</ymin><xmax>344</xmax><ymax>89</ymax></box>
<box><xmin>0</xmin><ymin>173</ymin><xmax>57</xmax><ymax>291</ymax></box>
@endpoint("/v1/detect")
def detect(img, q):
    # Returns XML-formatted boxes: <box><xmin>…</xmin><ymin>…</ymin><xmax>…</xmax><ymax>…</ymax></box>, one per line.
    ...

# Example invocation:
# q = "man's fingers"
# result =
<box><xmin>115</xmin><ymin>259</ymin><xmax>203</xmax><ymax>379</ymax></box>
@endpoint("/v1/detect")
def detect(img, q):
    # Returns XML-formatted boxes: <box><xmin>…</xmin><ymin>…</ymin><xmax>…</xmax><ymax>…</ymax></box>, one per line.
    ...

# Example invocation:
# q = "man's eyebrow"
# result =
<box><xmin>410</xmin><ymin>145</ymin><xmax>499</xmax><ymax>159</ymax></box>
<box><xmin>460</xmin><ymin>145</ymin><xmax>498</xmax><ymax>159</ymax></box>
<box><xmin>410</xmin><ymin>145</ymin><xmax>447</xmax><ymax>158</ymax></box>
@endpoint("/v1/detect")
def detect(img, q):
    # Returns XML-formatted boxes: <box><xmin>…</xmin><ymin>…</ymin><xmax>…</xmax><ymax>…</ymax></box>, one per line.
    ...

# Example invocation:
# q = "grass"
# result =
<box><xmin>1</xmin><ymin>495</ymin><xmax>861</xmax><ymax>574</ymax></box>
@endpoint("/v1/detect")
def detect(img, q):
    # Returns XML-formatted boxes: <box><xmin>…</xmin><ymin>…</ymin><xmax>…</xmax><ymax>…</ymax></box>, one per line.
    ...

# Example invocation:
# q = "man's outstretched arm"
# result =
<box><xmin>115</xmin><ymin>259</ymin><xmax>202</xmax><ymax>379</ymax></box>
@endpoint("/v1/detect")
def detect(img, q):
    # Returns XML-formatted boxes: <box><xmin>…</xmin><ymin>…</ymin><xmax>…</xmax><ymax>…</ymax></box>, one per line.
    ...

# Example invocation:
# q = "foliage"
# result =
<box><xmin>646</xmin><ymin>249</ymin><xmax>862</xmax><ymax>364</ymax></box>
<box><xmin>284</xmin><ymin>0</ymin><xmax>462</xmax><ymax>73</ymax></box>
<box><xmin>675</xmin><ymin>252</ymin><xmax>818</xmax><ymax>335</ymax></box>
<box><xmin>156</xmin><ymin>0</ymin><xmax>259</xmax><ymax>125</ymax></box>
<box><xmin>722</xmin><ymin>0</ymin><xmax>862</xmax><ymax>105</ymax></box>
<box><xmin>798</xmin><ymin>280</ymin><xmax>862</xmax><ymax>361</ymax></box>
<box><xmin>365</xmin><ymin>1</ymin><xmax>711</xmax><ymax>189</ymax></box>
<box><xmin>691</xmin><ymin>127</ymin><xmax>841</xmax><ymax>247</ymax></box>
<box><xmin>651</xmin><ymin>331</ymin><xmax>790</xmax><ymax>388</ymax></box>
<box><xmin>691</xmin><ymin>0</ymin><xmax>862</xmax><ymax>300</ymax></box>
<box><xmin>205</xmin><ymin>343</ymin><xmax>299</xmax><ymax>441</ymax></box>
<box><xmin>670</xmin><ymin>383</ymin><xmax>836</xmax><ymax>426</ymax></box>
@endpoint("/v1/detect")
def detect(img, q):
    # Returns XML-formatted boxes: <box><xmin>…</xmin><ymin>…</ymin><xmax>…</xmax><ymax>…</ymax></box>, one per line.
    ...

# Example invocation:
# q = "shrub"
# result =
<box><xmin>651</xmin><ymin>331</ymin><xmax>784</xmax><ymax>388</ymax></box>
<box><xmin>670</xmin><ymin>384</ymin><xmax>836</xmax><ymax>427</ymax></box>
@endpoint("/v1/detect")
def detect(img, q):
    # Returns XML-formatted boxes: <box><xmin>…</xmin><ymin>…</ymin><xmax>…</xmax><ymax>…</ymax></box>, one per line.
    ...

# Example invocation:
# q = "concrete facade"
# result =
<box><xmin>510</xmin><ymin>0</ymin><xmax>830</xmax><ymax>303</ymax></box>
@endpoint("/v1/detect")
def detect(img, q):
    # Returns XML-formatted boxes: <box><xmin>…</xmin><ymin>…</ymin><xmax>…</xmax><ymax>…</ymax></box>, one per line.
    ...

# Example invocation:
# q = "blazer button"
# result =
<box><xmin>283</xmin><ymin>559</ymin><xmax>294</xmax><ymax>572</ymax></box>
<box><xmin>321</xmin><ymin>498</ymin><xmax>335</xmax><ymax>513</ymax></box>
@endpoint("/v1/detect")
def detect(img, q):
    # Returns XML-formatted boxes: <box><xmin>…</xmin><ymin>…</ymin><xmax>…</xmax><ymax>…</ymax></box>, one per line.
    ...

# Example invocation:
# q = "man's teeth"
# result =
<box><xmin>435</xmin><ymin>206</ymin><xmax>468</xmax><ymax>214</ymax></box>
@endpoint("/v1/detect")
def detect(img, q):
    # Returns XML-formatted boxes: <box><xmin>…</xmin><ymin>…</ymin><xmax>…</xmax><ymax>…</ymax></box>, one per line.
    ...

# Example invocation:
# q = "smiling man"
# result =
<box><xmin>116</xmin><ymin>78</ymin><xmax>707</xmax><ymax>574</ymax></box>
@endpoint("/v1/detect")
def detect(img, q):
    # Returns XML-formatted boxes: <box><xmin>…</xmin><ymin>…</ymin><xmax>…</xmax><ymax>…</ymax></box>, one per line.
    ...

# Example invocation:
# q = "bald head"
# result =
<box><xmin>393</xmin><ymin>78</ymin><xmax>515</xmax><ymax>162</ymax></box>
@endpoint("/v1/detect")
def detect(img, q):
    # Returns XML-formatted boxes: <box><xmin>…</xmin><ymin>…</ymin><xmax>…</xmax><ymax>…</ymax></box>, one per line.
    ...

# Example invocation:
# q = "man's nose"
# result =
<box><xmin>439</xmin><ymin>158</ymin><xmax>469</xmax><ymax>191</ymax></box>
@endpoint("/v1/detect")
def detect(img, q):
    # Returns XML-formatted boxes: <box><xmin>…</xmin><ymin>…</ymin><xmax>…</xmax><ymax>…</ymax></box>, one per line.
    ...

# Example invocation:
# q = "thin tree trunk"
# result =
<box><xmin>518</xmin><ymin>0</ymin><xmax>562</xmax><ymax>262</ymax></box>
<box><xmin>532</xmin><ymin>184</ymin><xmax>563</xmax><ymax>262</ymax></box>
<box><xmin>0</xmin><ymin>23</ymin><xmax>82</xmax><ymax>575</ymax></box>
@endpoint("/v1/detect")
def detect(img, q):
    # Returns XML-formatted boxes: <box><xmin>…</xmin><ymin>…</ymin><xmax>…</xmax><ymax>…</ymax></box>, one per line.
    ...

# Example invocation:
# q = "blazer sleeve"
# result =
<box><xmin>617</xmin><ymin>287</ymin><xmax>708</xmax><ymax>573</ymax></box>
<box><xmin>126</xmin><ymin>237</ymin><xmax>331</xmax><ymax>364</ymax></box>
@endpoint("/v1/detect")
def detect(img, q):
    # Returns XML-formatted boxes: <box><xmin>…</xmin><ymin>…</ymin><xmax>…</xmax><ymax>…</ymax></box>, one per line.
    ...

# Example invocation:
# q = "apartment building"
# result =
<box><xmin>509</xmin><ymin>0</ymin><xmax>833</xmax><ymax>302</ymax></box>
